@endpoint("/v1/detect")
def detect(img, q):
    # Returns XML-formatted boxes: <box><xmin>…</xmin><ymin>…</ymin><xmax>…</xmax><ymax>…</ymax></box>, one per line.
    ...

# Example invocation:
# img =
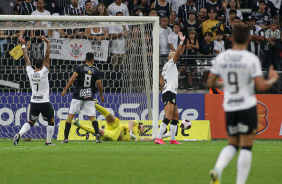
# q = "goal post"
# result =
<box><xmin>0</xmin><ymin>15</ymin><xmax>159</xmax><ymax>139</ymax></box>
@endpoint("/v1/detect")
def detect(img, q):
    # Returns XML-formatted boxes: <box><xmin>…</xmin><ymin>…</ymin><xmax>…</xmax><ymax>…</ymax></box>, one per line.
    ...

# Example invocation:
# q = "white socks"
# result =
<box><xmin>215</xmin><ymin>145</ymin><xmax>237</xmax><ymax>173</ymax></box>
<box><xmin>19</xmin><ymin>123</ymin><xmax>31</xmax><ymax>136</ymax></box>
<box><xmin>236</xmin><ymin>149</ymin><xmax>252</xmax><ymax>184</ymax></box>
<box><xmin>46</xmin><ymin>125</ymin><xmax>55</xmax><ymax>143</ymax></box>
<box><xmin>170</xmin><ymin>124</ymin><xmax>177</xmax><ymax>141</ymax></box>
<box><xmin>157</xmin><ymin>122</ymin><xmax>168</xmax><ymax>139</ymax></box>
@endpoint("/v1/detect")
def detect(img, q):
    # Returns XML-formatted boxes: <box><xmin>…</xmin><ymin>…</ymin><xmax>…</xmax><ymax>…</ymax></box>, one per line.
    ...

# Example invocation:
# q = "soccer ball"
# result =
<box><xmin>180</xmin><ymin>119</ymin><xmax>192</xmax><ymax>130</ymax></box>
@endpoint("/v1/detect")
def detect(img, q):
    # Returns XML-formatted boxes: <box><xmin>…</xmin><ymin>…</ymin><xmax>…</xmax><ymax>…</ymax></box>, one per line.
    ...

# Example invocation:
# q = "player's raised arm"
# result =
<box><xmin>19</xmin><ymin>35</ymin><xmax>31</xmax><ymax>67</ymax></box>
<box><xmin>62</xmin><ymin>72</ymin><xmax>78</xmax><ymax>97</ymax></box>
<box><xmin>172</xmin><ymin>32</ymin><xmax>185</xmax><ymax>63</ymax></box>
<box><xmin>42</xmin><ymin>36</ymin><xmax>51</xmax><ymax>70</ymax></box>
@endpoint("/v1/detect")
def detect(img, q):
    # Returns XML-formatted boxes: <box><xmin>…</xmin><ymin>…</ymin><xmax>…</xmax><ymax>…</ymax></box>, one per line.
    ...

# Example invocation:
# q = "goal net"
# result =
<box><xmin>0</xmin><ymin>15</ymin><xmax>159</xmax><ymax>140</ymax></box>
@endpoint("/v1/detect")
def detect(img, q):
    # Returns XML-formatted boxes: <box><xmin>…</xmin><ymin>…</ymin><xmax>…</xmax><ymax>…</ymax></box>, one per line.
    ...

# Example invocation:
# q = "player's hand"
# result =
<box><xmin>42</xmin><ymin>36</ymin><xmax>50</xmax><ymax>44</ymax></box>
<box><xmin>19</xmin><ymin>35</ymin><xmax>26</xmax><ymax>45</ymax></box>
<box><xmin>162</xmin><ymin>131</ymin><xmax>171</xmax><ymax>138</ymax></box>
<box><xmin>178</xmin><ymin>32</ymin><xmax>185</xmax><ymax>42</ymax></box>
<box><xmin>129</xmin><ymin>130</ymin><xmax>137</xmax><ymax>141</ymax></box>
<box><xmin>100</xmin><ymin>95</ymin><xmax>105</xmax><ymax>102</ymax></box>
<box><xmin>62</xmin><ymin>90</ymin><xmax>67</xmax><ymax>97</ymax></box>
<box><xmin>268</xmin><ymin>65</ymin><xmax>278</xmax><ymax>84</ymax></box>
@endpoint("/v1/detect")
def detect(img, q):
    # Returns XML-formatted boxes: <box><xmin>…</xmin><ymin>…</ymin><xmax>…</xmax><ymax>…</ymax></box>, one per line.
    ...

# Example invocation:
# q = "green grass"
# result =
<box><xmin>0</xmin><ymin>139</ymin><xmax>281</xmax><ymax>184</ymax></box>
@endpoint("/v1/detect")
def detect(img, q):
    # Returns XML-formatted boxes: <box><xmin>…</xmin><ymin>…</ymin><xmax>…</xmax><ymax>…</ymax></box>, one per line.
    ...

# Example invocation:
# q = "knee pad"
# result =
<box><xmin>163</xmin><ymin>118</ymin><xmax>170</xmax><ymax>125</ymax></box>
<box><xmin>171</xmin><ymin>120</ymin><xmax>179</xmax><ymax>125</ymax></box>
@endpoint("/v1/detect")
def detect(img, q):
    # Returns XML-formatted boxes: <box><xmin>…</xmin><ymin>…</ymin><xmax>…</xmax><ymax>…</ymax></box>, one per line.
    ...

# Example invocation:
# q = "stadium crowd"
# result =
<box><xmin>0</xmin><ymin>0</ymin><xmax>282</xmax><ymax>90</ymax></box>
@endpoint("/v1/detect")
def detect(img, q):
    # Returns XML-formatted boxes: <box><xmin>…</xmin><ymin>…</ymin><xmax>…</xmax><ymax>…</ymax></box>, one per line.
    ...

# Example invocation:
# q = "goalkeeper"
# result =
<box><xmin>73</xmin><ymin>100</ymin><xmax>171</xmax><ymax>141</ymax></box>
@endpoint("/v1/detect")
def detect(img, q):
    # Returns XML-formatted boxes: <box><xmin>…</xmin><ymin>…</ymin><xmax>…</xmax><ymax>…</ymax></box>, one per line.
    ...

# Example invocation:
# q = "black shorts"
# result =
<box><xmin>162</xmin><ymin>91</ymin><xmax>177</xmax><ymax>106</ymax></box>
<box><xmin>29</xmin><ymin>102</ymin><xmax>54</xmax><ymax>122</ymax></box>
<box><xmin>225</xmin><ymin>106</ymin><xmax>257</xmax><ymax>136</ymax></box>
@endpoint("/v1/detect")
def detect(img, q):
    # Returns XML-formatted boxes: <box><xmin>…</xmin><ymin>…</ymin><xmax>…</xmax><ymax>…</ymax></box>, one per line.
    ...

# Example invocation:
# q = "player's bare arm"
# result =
<box><xmin>62</xmin><ymin>73</ymin><xmax>78</xmax><ymax>97</ymax></box>
<box><xmin>19</xmin><ymin>35</ymin><xmax>31</xmax><ymax>67</ymax></box>
<box><xmin>254</xmin><ymin>65</ymin><xmax>278</xmax><ymax>92</ymax></box>
<box><xmin>159</xmin><ymin>75</ymin><xmax>165</xmax><ymax>92</ymax></box>
<box><xmin>42</xmin><ymin>36</ymin><xmax>51</xmax><ymax>70</ymax></box>
<box><xmin>97</xmin><ymin>80</ymin><xmax>105</xmax><ymax>102</ymax></box>
<box><xmin>173</xmin><ymin>32</ymin><xmax>185</xmax><ymax>63</ymax></box>
<box><xmin>207</xmin><ymin>74</ymin><xmax>223</xmax><ymax>88</ymax></box>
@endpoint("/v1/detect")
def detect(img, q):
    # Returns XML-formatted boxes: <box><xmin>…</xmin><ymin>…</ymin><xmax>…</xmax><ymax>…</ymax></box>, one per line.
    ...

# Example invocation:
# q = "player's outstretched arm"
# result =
<box><xmin>128</xmin><ymin>120</ymin><xmax>137</xmax><ymax>141</ymax></box>
<box><xmin>173</xmin><ymin>32</ymin><xmax>185</xmax><ymax>63</ymax></box>
<box><xmin>62</xmin><ymin>73</ymin><xmax>78</xmax><ymax>97</ymax></box>
<box><xmin>42</xmin><ymin>36</ymin><xmax>51</xmax><ymax>70</ymax></box>
<box><xmin>97</xmin><ymin>80</ymin><xmax>105</xmax><ymax>102</ymax></box>
<box><xmin>19</xmin><ymin>35</ymin><xmax>31</xmax><ymax>67</ymax></box>
<box><xmin>254</xmin><ymin>65</ymin><xmax>278</xmax><ymax>92</ymax></box>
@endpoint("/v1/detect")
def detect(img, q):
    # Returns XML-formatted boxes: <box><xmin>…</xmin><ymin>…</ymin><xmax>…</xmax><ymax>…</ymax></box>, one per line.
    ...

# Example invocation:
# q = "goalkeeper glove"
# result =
<box><xmin>129</xmin><ymin>130</ymin><xmax>137</xmax><ymax>141</ymax></box>
<box><xmin>162</xmin><ymin>131</ymin><xmax>171</xmax><ymax>138</ymax></box>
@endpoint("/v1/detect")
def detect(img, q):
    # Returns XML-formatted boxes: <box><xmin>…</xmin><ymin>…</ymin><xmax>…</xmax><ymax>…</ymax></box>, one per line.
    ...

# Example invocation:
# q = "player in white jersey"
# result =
<box><xmin>13</xmin><ymin>35</ymin><xmax>55</xmax><ymax>146</ymax></box>
<box><xmin>155</xmin><ymin>32</ymin><xmax>185</xmax><ymax>145</ymax></box>
<box><xmin>207</xmin><ymin>24</ymin><xmax>278</xmax><ymax>184</ymax></box>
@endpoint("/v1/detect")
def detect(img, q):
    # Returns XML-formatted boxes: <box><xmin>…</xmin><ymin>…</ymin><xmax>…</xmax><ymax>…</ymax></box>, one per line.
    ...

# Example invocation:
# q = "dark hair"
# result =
<box><xmin>233</xmin><ymin>16</ymin><xmax>240</xmax><ymax>20</ymax></box>
<box><xmin>216</xmin><ymin>29</ymin><xmax>224</xmax><ymax>35</ymax></box>
<box><xmin>35</xmin><ymin>58</ymin><xmax>44</xmax><ymax>68</ymax></box>
<box><xmin>85</xmin><ymin>0</ymin><xmax>92</xmax><ymax>6</ymax></box>
<box><xmin>149</xmin><ymin>8</ymin><xmax>158</xmax><ymax>15</ymax></box>
<box><xmin>138</xmin><ymin>122</ymin><xmax>144</xmax><ymax>129</ymax></box>
<box><xmin>86</xmin><ymin>52</ymin><xmax>94</xmax><ymax>61</ymax></box>
<box><xmin>233</xmin><ymin>24</ymin><xmax>250</xmax><ymax>44</ymax></box>
<box><xmin>204</xmin><ymin>31</ymin><xmax>213</xmax><ymax>37</ymax></box>
<box><xmin>229</xmin><ymin>9</ymin><xmax>237</xmax><ymax>14</ymax></box>
<box><xmin>258</xmin><ymin>0</ymin><xmax>266</xmax><ymax>5</ymax></box>
<box><xmin>173</xmin><ymin>22</ymin><xmax>180</xmax><ymax>28</ymax></box>
<box><xmin>116</xmin><ymin>11</ymin><xmax>123</xmax><ymax>16</ymax></box>
<box><xmin>160</xmin><ymin>15</ymin><xmax>169</xmax><ymax>21</ymax></box>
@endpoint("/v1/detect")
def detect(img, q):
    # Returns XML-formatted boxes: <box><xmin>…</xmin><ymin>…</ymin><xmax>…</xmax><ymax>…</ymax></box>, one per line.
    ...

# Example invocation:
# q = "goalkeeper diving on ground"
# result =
<box><xmin>72</xmin><ymin>100</ymin><xmax>171</xmax><ymax>142</ymax></box>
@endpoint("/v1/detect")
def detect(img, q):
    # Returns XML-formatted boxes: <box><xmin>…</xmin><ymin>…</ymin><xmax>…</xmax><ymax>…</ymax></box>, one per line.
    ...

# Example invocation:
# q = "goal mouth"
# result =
<box><xmin>0</xmin><ymin>15</ymin><xmax>160</xmax><ymax>140</ymax></box>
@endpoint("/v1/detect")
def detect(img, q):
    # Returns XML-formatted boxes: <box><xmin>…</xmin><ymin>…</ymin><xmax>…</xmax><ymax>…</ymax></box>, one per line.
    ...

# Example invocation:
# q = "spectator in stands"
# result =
<box><xmin>97</xmin><ymin>3</ymin><xmax>108</xmax><ymax>16</ymax></box>
<box><xmin>107</xmin><ymin>0</ymin><xmax>129</xmax><ymax>16</ymax></box>
<box><xmin>132</xmin><ymin>6</ymin><xmax>143</xmax><ymax>16</ymax></box>
<box><xmin>136</xmin><ymin>0</ymin><xmax>150</xmax><ymax>16</ymax></box>
<box><xmin>85</xmin><ymin>0</ymin><xmax>96</xmax><ymax>15</ymax></box>
<box><xmin>199</xmin><ymin>31</ymin><xmax>213</xmax><ymax>55</ymax></box>
<box><xmin>109</xmin><ymin>11</ymin><xmax>128</xmax><ymax>71</ymax></box>
<box><xmin>224</xmin><ymin>9</ymin><xmax>237</xmax><ymax>27</ymax></box>
<box><xmin>213</xmin><ymin>29</ymin><xmax>225</xmax><ymax>55</ymax></box>
<box><xmin>246</xmin><ymin>15</ymin><xmax>264</xmax><ymax>58</ymax></box>
<box><xmin>159</xmin><ymin>16</ymin><xmax>172</xmax><ymax>55</ymax></box>
<box><xmin>56</xmin><ymin>0</ymin><xmax>70</xmax><ymax>14</ymax></box>
<box><xmin>0</xmin><ymin>30</ymin><xmax>8</xmax><ymax>58</ymax></box>
<box><xmin>205</xmin><ymin>0</ymin><xmax>224</xmax><ymax>21</ymax></box>
<box><xmin>83</xmin><ymin>24</ymin><xmax>109</xmax><ymax>41</ymax></box>
<box><xmin>19</xmin><ymin>0</ymin><xmax>37</xmax><ymax>15</ymax></box>
<box><xmin>168</xmin><ymin>23</ymin><xmax>185</xmax><ymax>53</ymax></box>
<box><xmin>42</xmin><ymin>0</ymin><xmax>58</xmax><ymax>14</ymax></box>
<box><xmin>264</xmin><ymin>20</ymin><xmax>281</xmax><ymax>69</ymax></box>
<box><xmin>251</xmin><ymin>0</ymin><xmax>273</xmax><ymax>30</ymax></box>
<box><xmin>31</xmin><ymin>0</ymin><xmax>51</xmax><ymax>35</ymax></box>
<box><xmin>168</xmin><ymin>11</ymin><xmax>177</xmax><ymax>29</ymax></box>
<box><xmin>202</xmin><ymin>8</ymin><xmax>224</xmax><ymax>42</ymax></box>
<box><xmin>197</xmin><ymin>7</ymin><xmax>208</xmax><ymax>24</ymax></box>
<box><xmin>151</xmin><ymin>0</ymin><xmax>171</xmax><ymax>17</ymax></box>
<box><xmin>275</xmin><ymin>31</ymin><xmax>282</xmax><ymax>71</ymax></box>
<box><xmin>178</xmin><ymin>0</ymin><xmax>198</xmax><ymax>24</ymax></box>
<box><xmin>181</xmin><ymin>10</ymin><xmax>201</xmax><ymax>37</ymax></box>
<box><xmin>170</xmin><ymin>0</ymin><xmax>186</xmax><ymax>17</ymax></box>
<box><xmin>222</xmin><ymin>0</ymin><xmax>243</xmax><ymax>23</ymax></box>
<box><xmin>222</xmin><ymin>0</ymin><xmax>240</xmax><ymax>9</ymax></box>
<box><xmin>78</xmin><ymin>0</ymin><xmax>98</xmax><ymax>10</ymax></box>
<box><xmin>64</xmin><ymin>0</ymin><xmax>85</xmax><ymax>15</ymax></box>
<box><xmin>224</xmin><ymin>16</ymin><xmax>241</xmax><ymax>49</ymax></box>
<box><xmin>185</xmin><ymin>29</ymin><xmax>199</xmax><ymax>89</ymax></box>
<box><xmin>0</xmin><ymin>0</ymin><xmax>18</xmax><ymax>15</ymax></box>
<box><xmin>148</xmin><ymin>8</ymin><xmax>158</xmax><ymax>16</ymax></box>
<box><xmin>252</xmin><ymin>0</ymin><xmax>278</xmax><ymax>27</ymax></box>
<box><xmin>47</xmin><ymin>13</ymin><xmax>65</xmax><ymax>39</ymax></box>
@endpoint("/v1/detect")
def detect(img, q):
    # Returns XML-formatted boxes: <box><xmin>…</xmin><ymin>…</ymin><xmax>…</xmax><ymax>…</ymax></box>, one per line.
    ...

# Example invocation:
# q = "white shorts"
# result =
<box><xmin>69</xmin><ymin>99</ymin><xmax>96</xmax><ymax>116</ymax></box>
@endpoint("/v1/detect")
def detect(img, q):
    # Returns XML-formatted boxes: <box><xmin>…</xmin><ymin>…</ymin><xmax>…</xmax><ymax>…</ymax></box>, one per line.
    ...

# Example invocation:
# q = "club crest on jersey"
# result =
<box><xmin>70</xmin><ymin>40</ymin><xmax>83</xmax><ymax>59</ymax></box>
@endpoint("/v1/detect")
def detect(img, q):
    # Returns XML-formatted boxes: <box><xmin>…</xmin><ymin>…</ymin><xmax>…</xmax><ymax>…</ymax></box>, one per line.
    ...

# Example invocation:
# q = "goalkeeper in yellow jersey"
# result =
<box><xmin>72</xmin><ymin>100</ymin><xmax>171</xmax><ymax>142</ymax></box>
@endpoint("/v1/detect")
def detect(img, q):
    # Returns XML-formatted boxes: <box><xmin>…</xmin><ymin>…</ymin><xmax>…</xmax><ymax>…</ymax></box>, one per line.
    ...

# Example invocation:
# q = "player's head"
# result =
<box><xmin>85</xmin><ymin>52</ymin><xmax>94</xmax><ymax>63</ymax></box>
<box><xmin>35</xmin><ymin>58</ymin><xmax>44</xmax><ymax>69</ymax></box>
<box><xmin>138</xmin><ymin>122</ymin><xmax>145</xmax><ymax>134</ymax></box>
<box><xmin>232</xmin><ymin>24</ymin><xmax>250</xmax><ymax>45</ymax></box>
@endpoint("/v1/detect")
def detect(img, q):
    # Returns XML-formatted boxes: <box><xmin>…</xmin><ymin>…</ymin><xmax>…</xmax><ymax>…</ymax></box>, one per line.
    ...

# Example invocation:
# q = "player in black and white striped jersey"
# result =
<box><xmin>19</xmin><ymin>0</ymin><xmax>37</xmax><ymax>15</ymax></box>
<box><xmin>63</xmin><ymin>0</ymin><xmax>85</xmax><ymax>15</ymax></box>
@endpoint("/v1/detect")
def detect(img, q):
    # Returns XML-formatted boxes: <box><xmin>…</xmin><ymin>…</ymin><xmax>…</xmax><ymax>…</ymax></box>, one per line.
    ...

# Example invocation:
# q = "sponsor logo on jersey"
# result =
<box><xmin>227</xmin><ymin>97</ymin><xmax>244</xmax><ymax>104</ymax></box>
<box><xmin>70</xmin><ymin>40</ymin><xmax>83</xmax><ymax>59</ymax></box>
<box><xmin>79</xmin><ymin>88</ymin><xmax>92</xmax><ymax>98</ymax></box>
<box><xmin>32</xmin><ymin>95</ymin><xmax>43</xmax><ymax>100</ymax></box>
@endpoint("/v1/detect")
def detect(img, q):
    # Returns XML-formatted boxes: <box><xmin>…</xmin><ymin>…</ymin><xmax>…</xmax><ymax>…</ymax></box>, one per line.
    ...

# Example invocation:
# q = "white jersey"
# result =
<box><xmin>211</xmin><ymin>49</ymin><xmax>263</xmax><ymax>112</ymax></box>
<box><xmin>26</xmin><ymin>66</ymin><xmax>50</xmax><ymax>103</ymax></box>
<box><xmin>162</xmin><ymin>58</ymin><xmax>178</xmax><ymax>94</ymax></box>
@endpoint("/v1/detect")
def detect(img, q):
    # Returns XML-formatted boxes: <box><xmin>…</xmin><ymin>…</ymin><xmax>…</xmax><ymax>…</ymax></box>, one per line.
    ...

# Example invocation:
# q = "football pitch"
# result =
<box><xmin>0</xmin><ymin>139</ymin><xmax>281</xmax><ymax>184</ymax></box>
